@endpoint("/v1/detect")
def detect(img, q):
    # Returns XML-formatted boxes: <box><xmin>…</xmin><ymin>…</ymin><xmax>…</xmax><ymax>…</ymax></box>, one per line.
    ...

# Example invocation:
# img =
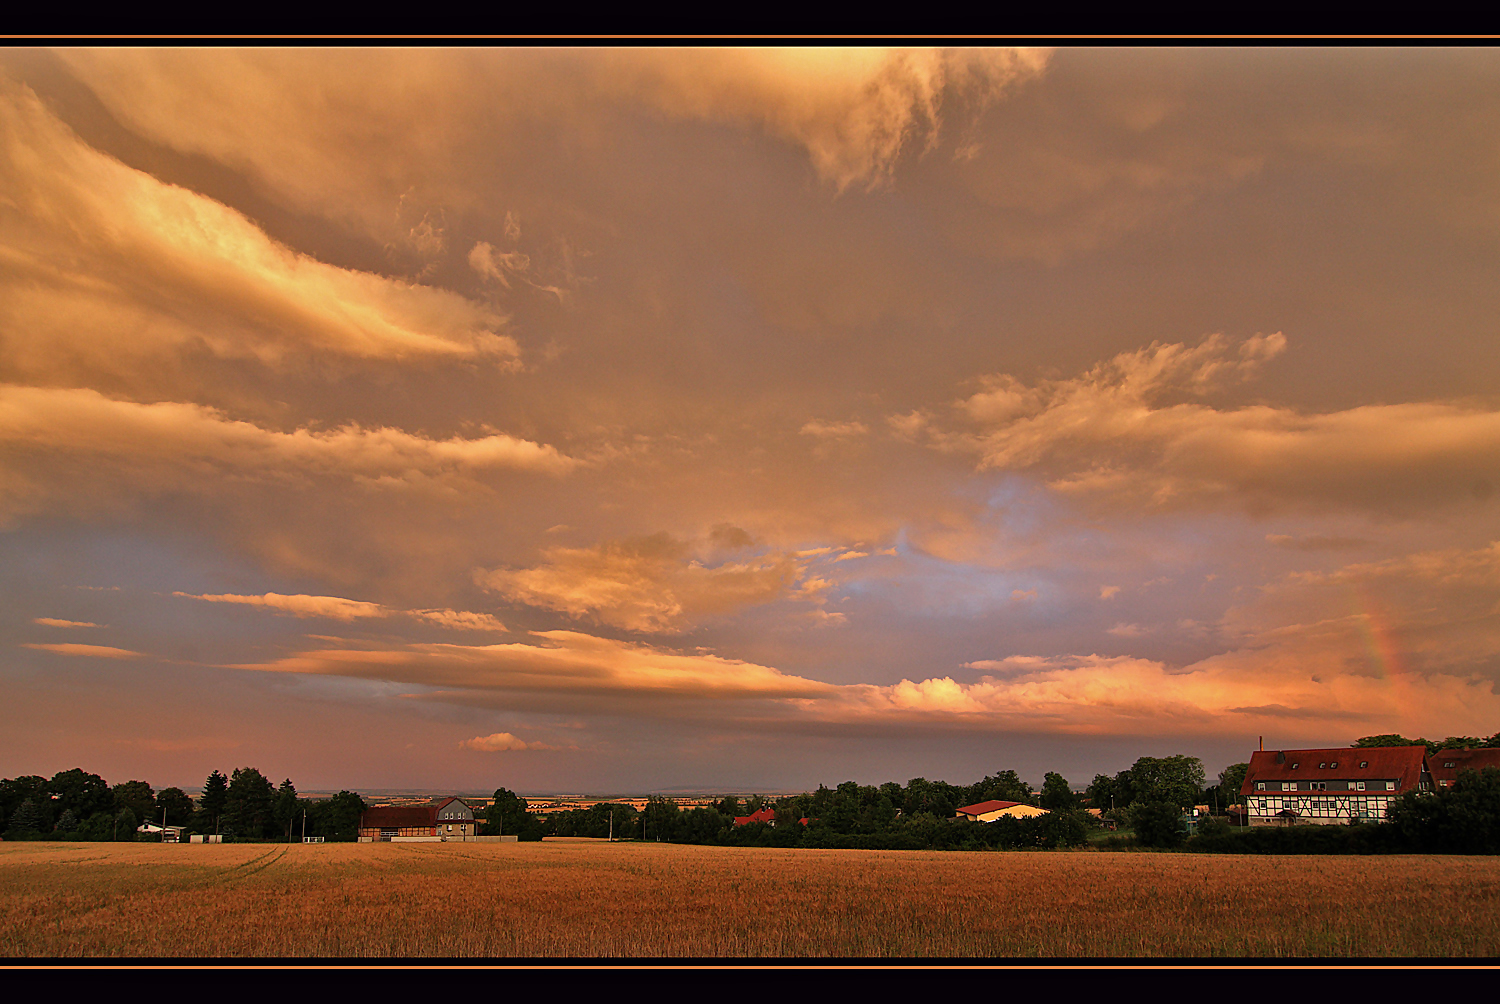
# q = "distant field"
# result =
<box><xmin>3</xmin><ymin>840</ymin><xmax>1498</xmax><ymax>959</ymax></box>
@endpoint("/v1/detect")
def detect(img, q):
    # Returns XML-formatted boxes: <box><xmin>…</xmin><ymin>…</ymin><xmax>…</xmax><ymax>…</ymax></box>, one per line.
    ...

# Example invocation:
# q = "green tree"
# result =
<box><xmin>1</xmin><ymin>776</ymin><xmax>51</xmax><ymax>834</ymax></box>
<box><xmin>485</xmin><ymin>788</ymin><xmax>541</xmax><ymax>840</ymax></box>
<box><xmin>1129</xmin><ymin>756</ymin><xmax>1205</xmax><ymax>809</ymax></box>
<box><xmin>1389</xmin><ymin>766</ymin><xmax>1500</xmax><ymax>854</ymax></box>
<box><xmin>4</xmin><ymin>797</ymin><xmax>44</xmax><ymax>839</ymax></box>
<box><xmin>155</xmin><ymin>787</ymin><xmax>195</xmax><ymax>827</ymax></box>
<box><xmin>1214</xmin><ymin>763</ymin><xmax>1249</xmax><ymax>810</ymax></box>
<box><xmin>1433</xmin><ymin>736</ymin><xmax>1487</xmax><ymax>752</ymax></box>
<box><xmin>48</xmin><ymin>769</ymin><xmax>112</xmax><ymax>822</ymax></box>
<box><xmin>273</xmin><ymin>779</ymin><xmax>299</xmax><ymax>841</ymax></box>
<box><xmin>223</xmin><ymin>767</ymin><xmax>275</xmax><ymax>840</ymax></box>
<box><xmin>1130</xmin><ymin>801</ymin><xmax>1188</xmax><ymax>849</ymax></box>
<box><xmin>643</xmin><ymin>796</ymin><xmax>680</xmax><ymax>841</ymax></box>
<box><xmin>54</xmin><ymin>809</ymin><xmax>80</xmax><ymax>835</ymax></box>
<box><xmin>969</xmin><ymin>770</ymin><xmax>1033</xmax><ymax>805</ymax></box>
<box><xmin>197</xmin><ymin>770</ymin><xmax>229</xmax><ymax>833</ymax></box>
<box><xmin>1035</xmin><ymin>809</ymin><xmax>1090</xmax><ymax>848</ymax></box>
<box><xmin>1353</xmin><ymin>734</ymin><xmax>1433</xmax><ymax>753</ymax></box>
<box><xmin>112</xmin><ymin>780</ymin><xmax>156</xmax><ymax>824</ymax></box>
<box><xmin>1040</xmin><ymin>772</ymin><xmax>1078</xmax><ymax>811</ymax></box>
<box><xmin>115</xmin><ymin>806</ymin><xmax>137</xmax><ymax>841</ymax></box>
<box><xmin>308</xmin><ymin>791</ymin><xmax>366</xmax><ymax>841</ymax></box>
<box><xmin>1084</xmin><ymin>773</ymin><xmax>1126</xmax><ymax>814</ymax></box>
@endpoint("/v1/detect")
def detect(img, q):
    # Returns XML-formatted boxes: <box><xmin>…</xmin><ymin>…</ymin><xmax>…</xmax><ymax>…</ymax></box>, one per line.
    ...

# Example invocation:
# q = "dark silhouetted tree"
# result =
<box><xmin>1040</xmin><ymin>772</ymin><xmax>1078</xmax><ymax>811</ymax></box>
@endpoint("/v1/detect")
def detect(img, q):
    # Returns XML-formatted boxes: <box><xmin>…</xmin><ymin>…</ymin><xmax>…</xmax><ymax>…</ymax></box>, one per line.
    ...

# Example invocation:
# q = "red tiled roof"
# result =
<box><xmin>955</xmin><ymin>799</ymin><xmax>1026</xmax><ymax>816</ymax></box>
<box><xmin>360</xmin><ymin>805</ymin><xmax>438</xmax><ymax>829</ymax></box>
<box><xmin>733</xmin><ymin>807</ymin><xmax>775</xmax><ymax>826</ymax></box>
<box><xmin>1240</xmin><ymin>746</ymin><xmax>1426</xmax><ymax>798</ymax></box>
<box><xmin>1427</xmin><ymin>748</ymin><xmax>1500</xmax><ymax>785</ymax></box>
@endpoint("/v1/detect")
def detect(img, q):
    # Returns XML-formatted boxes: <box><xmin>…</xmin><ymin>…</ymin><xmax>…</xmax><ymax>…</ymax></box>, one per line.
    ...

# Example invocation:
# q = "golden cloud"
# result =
<box><xmin>174</xmin><ymin>591</ymin><xmax>506</xmax><ymax>631</ymax></box>
<box><xmin>478</xmin><ymin>532</ymin><xmax>812</xmax><ymax>633</ymax></box>
<box><xmin>917</xmin><ymin>333</ymin><xmax>1500</xmax><ymax>514</ymax></box>
<box><xmin>228</xmin><ymin>629</ymin><xmax>835</xmax><ymax>701</ymax></box>
<box><xmin>22</xmin><ymin>643</ymin><xmax>143</xmax><ymax>659</ymax></box>
<box><xmin>0</xmin><ymin>82</ymin><xmax>518</xmax><ymax>384</ymax></box>
<box><xmin>0</xmin><ymin>386</ymin><xmax>574</xmax><ymax>515</ymax></box>
<box><xmin>459</xmin><ymin>732</ymin><xmax>559</xmax><ymax>752</ymax></box>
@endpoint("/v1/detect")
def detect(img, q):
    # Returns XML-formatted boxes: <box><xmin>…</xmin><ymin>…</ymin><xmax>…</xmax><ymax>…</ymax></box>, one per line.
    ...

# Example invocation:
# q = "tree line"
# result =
<box><xmin>10</xmin><ymin>729</ymin><xmax>1498</xmax><ymax>849</ymax></box>
<box><xmin>1</xmin><ymin>767</ymin><xmax>366</xmax><ymax>843</ymax></box>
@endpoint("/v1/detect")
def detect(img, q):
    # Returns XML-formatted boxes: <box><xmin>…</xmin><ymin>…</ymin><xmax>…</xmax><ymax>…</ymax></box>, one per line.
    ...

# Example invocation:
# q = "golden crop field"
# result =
<box><xmin>2</xmin><ymin>840</ymin><xmax>1498</xmax><ymax>959</ymax></box>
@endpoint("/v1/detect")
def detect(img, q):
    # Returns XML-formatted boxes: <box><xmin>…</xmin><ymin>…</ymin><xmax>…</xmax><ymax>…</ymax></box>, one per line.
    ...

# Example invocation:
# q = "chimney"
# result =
<box><xmin>1275</xmin><ymin>751</ymin><xmax>1286</xmax><ymax>764</ymax></box>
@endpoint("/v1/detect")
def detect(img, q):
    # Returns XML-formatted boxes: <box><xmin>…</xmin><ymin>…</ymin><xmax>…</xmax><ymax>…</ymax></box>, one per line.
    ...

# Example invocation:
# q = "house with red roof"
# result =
<box><xmin>358</xmin><ymin>796</ymin><xmax>481</xmax><ymax>841</ymax></box>
<box><xmin>1427</xmin><ymin>747</ymin><xmax>1500</xmax><ymax>789</ymax></box>
<box><xmin>953</xmin><ymin>799</ymin><xmax>1048</xmax><ymax>823</ymax></box>
<box><xmin>732</xmin><ymin>806</ymin><xmax>776</xmax><ymax>827</ymax></box>
<box><xmin>1239</xmin><ymin>747</ymin><xmax>1429</xmax><ymax>826</ymax></box>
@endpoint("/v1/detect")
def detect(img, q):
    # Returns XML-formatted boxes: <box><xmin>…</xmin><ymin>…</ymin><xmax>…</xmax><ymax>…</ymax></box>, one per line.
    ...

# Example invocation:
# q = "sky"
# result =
<box><xmin>3</xmin><ymin>46</ymin><xmax>1500</xmax><ymax>794</ymax></box>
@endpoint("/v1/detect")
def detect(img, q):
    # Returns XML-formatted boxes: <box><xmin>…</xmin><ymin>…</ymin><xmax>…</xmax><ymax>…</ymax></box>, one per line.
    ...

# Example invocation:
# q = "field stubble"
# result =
<box><xmin>1</xmin><ymin>840</ymin><xmax>1497</xmax><ymax>958</ymax></box>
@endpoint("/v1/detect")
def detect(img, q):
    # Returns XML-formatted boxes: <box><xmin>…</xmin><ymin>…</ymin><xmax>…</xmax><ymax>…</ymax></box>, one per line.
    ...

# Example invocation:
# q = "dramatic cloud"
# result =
<box><xmin>0</xmin><ymin>385</ymin><xmax>574</xmax><ymax>517</ymax></box>
<box><xmin>8</xmin><ymin>49</ymin><xmax>1500</xmax><ymax>790</ymax></box>
<box><xmin>479</xmin><ymin>533</ymin><xmax>815</xmax><ymax>633</ymax></box>
<box><xmin>0</xmin><ymin>83</ymin><xmax>519</xmax><ymax>386</ymax></box>
<box><xmin>58</xmin><ymin>48</ymin><xmax>1050</xmax><ymax>223</ymax></box>
<box><xmin>598</xmin><ymin>48</ymin><xmax>1051</xmax><ymax>191</ymax></box>
<box><xmin>913</xmin><ymin>333</ymin><xmax>1500</xmax><ymax>514</ymax></box>
<box><xmin>229</xmin><ymin>630</ymin><xmax>835</xmax><ymax>701</ymax></box>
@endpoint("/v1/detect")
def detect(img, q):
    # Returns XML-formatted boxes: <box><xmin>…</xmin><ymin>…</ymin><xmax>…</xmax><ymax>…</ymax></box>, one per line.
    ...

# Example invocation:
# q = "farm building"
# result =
<box><xmin>359</xmin><ymin>796</ymin><xmax>482</xmax><ymax>842</ymax></box>
<box><xmin>1426</xmin><ymin>747</ymin><xmax>1500</xmax><ymax>789</ymax></box>
<box><xmin>1239</xmin><ymin>746</ymin><xmax>1429</xmax><ymax>826</ymax></box>
<box><xmin>953</xmin><ymin>800</ymin><xmax>1048</xmax><ymax>823</ymax></box>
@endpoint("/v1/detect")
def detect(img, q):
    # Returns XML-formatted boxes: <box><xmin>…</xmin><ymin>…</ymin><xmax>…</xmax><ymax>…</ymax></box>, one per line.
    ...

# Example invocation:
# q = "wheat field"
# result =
<box><xmin>2</xmin><ymin>840</ymin><xmax>1497</xmax><ymax>958</ymax></box>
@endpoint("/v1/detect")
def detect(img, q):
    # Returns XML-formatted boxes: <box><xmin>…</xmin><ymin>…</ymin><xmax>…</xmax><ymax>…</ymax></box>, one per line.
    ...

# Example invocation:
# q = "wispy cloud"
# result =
<box><xmin>174</xmin><ymin>591</ymin><xmax>506</xmax><ymax>631</ymax></box>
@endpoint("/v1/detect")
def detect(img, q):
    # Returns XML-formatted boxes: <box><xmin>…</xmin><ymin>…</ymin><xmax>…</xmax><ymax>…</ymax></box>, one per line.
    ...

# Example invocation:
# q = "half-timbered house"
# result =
<box><xmin>1426</xmin><ymin>747</ymin><xmax>1500</xmax><ymax>789</ymax></box>
<box><xmin>1239</xmin><ymin>746</ymin><xmax>1429</xmax><ymax>825</ymax></box>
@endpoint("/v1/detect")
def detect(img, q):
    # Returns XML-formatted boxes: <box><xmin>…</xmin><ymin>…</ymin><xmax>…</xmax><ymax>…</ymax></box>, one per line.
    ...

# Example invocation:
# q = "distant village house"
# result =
<box><xmin>359</xmin><ymin>796</ymin><xmax>491</xmax><ymax>842</ymax></box>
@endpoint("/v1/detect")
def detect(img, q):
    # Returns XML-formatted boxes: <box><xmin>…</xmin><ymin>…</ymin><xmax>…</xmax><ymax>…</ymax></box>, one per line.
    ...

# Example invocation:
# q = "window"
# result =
<box><xmin>1319</xmin><ymin>762</ymin><xmax>1327</xmax><ymax>768</ymax></box>
<box><xmin>1386</xmin><ymin>781</ymin><xmax>1396</xmax><ymax>791</ymax></box>
<box><xmin>1256</xmin><ymin>782</ymin><xmax>1265</xmax><ymax>791</ymax></box>
<box><xmin>1330</xmin><ymin>762</ymin><xmax>1338</xmax><ymax>768</ymax></box>
<box><xmin>1291</xmin><ymin>762</ymin><xmax>1300</xmax><ymax>769</ymax></box>
<box><xmin>1360</xmin><ymin>761</ymin><xmax>1369</xmax><ymax>768</ymax></box>
<box><xmin>1356</xmin><ymin>781</ymin><xmax>1365</xmax><ymax>791</ymax></box>
<box><xmin>1445</xmin><ymin>761</ymin><xmax>1457</xmax><ymax>768</ymax></box>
